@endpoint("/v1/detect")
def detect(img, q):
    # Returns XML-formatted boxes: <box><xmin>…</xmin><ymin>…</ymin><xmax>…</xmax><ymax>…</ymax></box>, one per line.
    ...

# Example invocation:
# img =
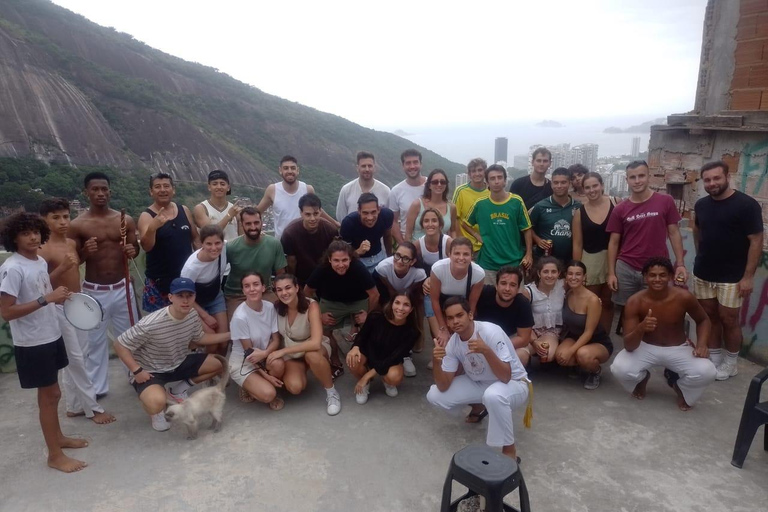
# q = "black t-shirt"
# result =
<box><xmin>281</xmin><ymin>218</ymin><xmax>339</xmax><ymax>285</ymax></box>
<box><xmin>510</xmin><ymin>176</ymin><xmax>553</xmax><ymax>211</ymax></box>
<box><xmin>306</xmin><ymin>259</ymin><xmax>375</xmax><ymax>302</ymax></box>
<box><xmin>354</xmin><ymin>311</ymin><xmax>420</xmax><ymax>375</ymax></box>
<box><xmin>475</xmin><ymin>285</ymin><xmax>534</xmax><ymax>336</ymax></box>
<box><xmin>694</xmin><ymin>191</ymin><xmax>763</xmax><ymax>283</ymax></box>
<box><xmin>340</xmin><ymin>208</ymin><xmax>394</xmax><ymax>257</ymax></box>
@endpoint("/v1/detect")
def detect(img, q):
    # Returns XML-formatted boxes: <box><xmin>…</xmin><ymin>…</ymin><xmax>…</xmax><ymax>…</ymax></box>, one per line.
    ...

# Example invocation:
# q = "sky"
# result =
<box><xmin>51</xmin><ymin>0</ymin><xmax>708</xmax><ymax>134</ymax></box>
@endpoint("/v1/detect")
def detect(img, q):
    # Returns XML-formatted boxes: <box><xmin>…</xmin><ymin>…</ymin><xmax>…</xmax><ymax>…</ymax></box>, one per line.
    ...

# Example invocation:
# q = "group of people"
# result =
<box><xmin>0</xmin><ymin>146</ymin><xmax>762</xmax><ymax>473</ymax></box>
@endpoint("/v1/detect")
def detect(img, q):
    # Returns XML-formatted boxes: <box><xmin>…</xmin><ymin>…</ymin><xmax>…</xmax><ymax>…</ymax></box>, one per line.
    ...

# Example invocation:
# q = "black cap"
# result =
<box><xmin>208</xmin><ymin>170</ymin><xmax>231</xmax><ymax>195</ymax></box>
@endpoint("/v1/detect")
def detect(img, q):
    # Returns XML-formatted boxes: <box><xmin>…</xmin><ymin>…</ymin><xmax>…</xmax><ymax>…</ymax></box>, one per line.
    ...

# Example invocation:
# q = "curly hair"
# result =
<box><xmin>641</xmin><ymin>257</ymin><xmax>674</xmax><ymax>275</ymax></box>
<box><xmin>0</xmin><ymin>212</ymin><xmax>51</xmax><ymax>252</ymax></box>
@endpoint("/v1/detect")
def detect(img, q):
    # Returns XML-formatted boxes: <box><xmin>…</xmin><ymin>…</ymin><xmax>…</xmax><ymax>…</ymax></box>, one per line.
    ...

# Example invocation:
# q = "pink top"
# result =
<box><xmin>606</xmin><ymin>192</ymin><xmax>681</xmax><ymax>271</ymax></box>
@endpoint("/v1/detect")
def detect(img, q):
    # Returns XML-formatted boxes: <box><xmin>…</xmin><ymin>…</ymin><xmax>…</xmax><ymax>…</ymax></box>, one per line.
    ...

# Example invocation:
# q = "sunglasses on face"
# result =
<box><xmin>430</xmin><ymin>179</ymin><xmax>448</xmax><ymax>186</ymax></box>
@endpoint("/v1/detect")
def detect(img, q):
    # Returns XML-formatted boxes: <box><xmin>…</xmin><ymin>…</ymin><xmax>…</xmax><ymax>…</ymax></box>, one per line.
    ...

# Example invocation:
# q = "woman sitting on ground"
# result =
<box><xmin>404</xmin><ymin>168</ymin><xmax>458</xmax><ymax>241</ymax></box>
<box><xmin>229</xmin><ymin>272</ymin><xmax>285</xmax><ymax>410</ymax></box>
<box><xmin>415</xmin><ymin>207</ymin><xmax>452</xmax><ymax>342</ymax></box>
<box><xmin>346</xmin><ymin>290</ymin><xmax>422</xmax><ymax>404</ymax></box>
<box><xmin>520</xmin><ymin>256</ymin><xmax>565</xmax><ymax>363</ymax></box>
<box><xmin>180</xmin><ymin>224</ymin><xmax>228</xmax><ymax>355</ymax></box>
<box><xmin>554</xmin><ymin>260</ymin><xmax>613</xmax><ymax>390</ymax></box>
<box><xmin>265</xmin><ymin>274</ymin><xmax>341</xmax><ymax>416</ymax></box>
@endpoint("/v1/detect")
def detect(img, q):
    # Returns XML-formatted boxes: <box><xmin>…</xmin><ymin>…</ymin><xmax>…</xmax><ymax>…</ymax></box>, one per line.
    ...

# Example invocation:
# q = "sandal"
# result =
<box><xmin>331</xmin><ymin>364</ymin><xmax>345</xmax><ymax>381</ymax></box>
<box><xmin>465</xmin><ymin>407</ymin><xmax>488</xmax><ymax>424</ymax></box>
<box><xmin>239</xmin><ymin>387</ymin><xmax>255</xmax><ymax>403</ymax></box>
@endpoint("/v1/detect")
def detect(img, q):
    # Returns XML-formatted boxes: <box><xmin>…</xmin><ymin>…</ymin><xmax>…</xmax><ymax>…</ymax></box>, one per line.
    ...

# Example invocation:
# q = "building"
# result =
<box><xmin>513</xmin><ymin>154</ymin><xmax>529</xmax><ymax>170</ymax></box>
<box><xmin>631</xmin><ymin>136</ymin><xmax>641</xmax><ymax>157</ymax></box>
<box><xmin>649</xmin><ymin>0</ymin><xmax>768</xmax><ymax>364</ymax></box>
<box><xmin>455</xmin><ymin>173</ymin><xmax>468</xmax><ymax>188</ymax></box>
<box><xmin>494</xmin><ymin>137</ymin><xmax>508</xmax><ymax>165</ymax></box>
<box><xmin>572</xmin><ymin>143</ymin><xmax>599</xmax><ymax>172</ymax></box>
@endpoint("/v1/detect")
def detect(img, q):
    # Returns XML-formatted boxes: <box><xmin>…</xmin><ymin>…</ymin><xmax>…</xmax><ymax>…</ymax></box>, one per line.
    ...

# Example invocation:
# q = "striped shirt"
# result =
<box><xmin>117</xmin><ymin>307</ymin><xmax>204</xmax><ymax>374</ymax></box>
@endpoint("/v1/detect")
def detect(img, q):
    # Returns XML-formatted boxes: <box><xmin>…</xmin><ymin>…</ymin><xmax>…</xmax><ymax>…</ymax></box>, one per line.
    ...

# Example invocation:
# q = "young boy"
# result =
<box><xmin>38</xmin><ymin>198</ymin><xmax>115</xmax><ymax>424</ymax></box>
<box><xmin>0</xmin><ymin>212</ymin><xmax>87</xmax><ymax>472</ymax></box>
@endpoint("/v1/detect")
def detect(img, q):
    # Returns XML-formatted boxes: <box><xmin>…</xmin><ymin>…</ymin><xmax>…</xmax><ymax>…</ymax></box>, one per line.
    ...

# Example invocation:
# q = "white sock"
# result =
<box><xmin>325</xmin><ymin>386</ymin><xmax>338</xmax><ymax>397</ymax></box>
<box><xmin>725</xmin><ymin>350</ymin><xmax>739</xmax><ymax>364</ymax></box>
<box><xmin>708</xmin><ymin>348</ymin><xmax>722</xmax><ymax>365</ymax></box>
<box><xmin>169</xmin><ymin>379</ymin><xmax>193</xmax><ymax>395</ymax></box>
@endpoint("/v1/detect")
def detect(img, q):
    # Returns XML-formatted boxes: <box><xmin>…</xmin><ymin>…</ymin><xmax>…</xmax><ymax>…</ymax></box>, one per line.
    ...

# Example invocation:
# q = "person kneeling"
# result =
<box><xmin>610</xmin><ymin>258</ymin><xmax>716</xmax><ymax>411</ymax></box>
<box><xmin>114</xmin><ymin>278</ymin><xmax>231</xmax><ymax>432</ymax></box>
<box><xmin>427</xmin><ymin>297</ymin><xmax>530</xmax><ymax>459</ymax></box>
<box><xmin>346</xmin><ymin>291</ymin><xmax>421</xmax><ymax>404</ymax></box>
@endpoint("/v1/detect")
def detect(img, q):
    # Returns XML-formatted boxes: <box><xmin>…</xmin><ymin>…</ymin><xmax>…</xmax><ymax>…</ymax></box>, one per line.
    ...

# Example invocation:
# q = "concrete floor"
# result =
<box><xmin>1</xmin><ymin>338</ymin><xmax>767</xmax><ymax>512</ymax></box>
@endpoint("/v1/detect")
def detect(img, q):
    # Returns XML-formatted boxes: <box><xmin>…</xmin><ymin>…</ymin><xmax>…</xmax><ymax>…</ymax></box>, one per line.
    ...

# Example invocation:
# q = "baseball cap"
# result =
<box><xmin>170</xmin><ymin>277</ymin><xmax>196</xmax><ymax>294</ymax></box>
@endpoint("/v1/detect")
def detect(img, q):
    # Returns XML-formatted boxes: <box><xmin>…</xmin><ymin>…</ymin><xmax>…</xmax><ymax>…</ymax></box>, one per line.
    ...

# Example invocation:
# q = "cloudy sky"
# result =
<box><xmin>52</xmin><ymin>0</ymin><xmax>707</xmax><ymax>132</ymax></box>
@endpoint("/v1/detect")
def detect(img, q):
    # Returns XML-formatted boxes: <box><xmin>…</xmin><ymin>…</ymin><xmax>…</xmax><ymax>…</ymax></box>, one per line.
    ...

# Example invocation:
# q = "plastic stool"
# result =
<box><xmin>440</xmin><ymin>444</ymin><xmax>531</xmax><ymax>512</ymax></box>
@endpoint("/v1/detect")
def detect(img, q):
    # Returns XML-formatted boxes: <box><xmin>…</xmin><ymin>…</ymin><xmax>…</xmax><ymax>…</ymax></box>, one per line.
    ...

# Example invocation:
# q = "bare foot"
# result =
<box><xmin>91</xmin><ymin>411</ymin><xmax>116</xmax><ymax>425</ymax></box>
<box><xmin>631</xmin><ymin>372</ymin><xmax>650</xmax><ymax>400</ymax></box>
<box><xmin>48</xmin><ymin>453</ymin><xmax>87</xmax><ymax>473</ymax></box>
<box><xmin>268</xmin><ymin>397</ymin><xmax>285</xmax><ymax>411</ymax></box>
<box><xmin>66</xmin><ymin>411</ymin><xmax>85</xmax><ymax>418</ymax></box>
<box><xmin>673</xmin><ymin>384</ymin><xmax>692</xmax><ymax>411</ymax></box>
<box><xmin>59</xmin><ymin>436</ymin><xmax>88</xmax><ymax>449</ymax></box>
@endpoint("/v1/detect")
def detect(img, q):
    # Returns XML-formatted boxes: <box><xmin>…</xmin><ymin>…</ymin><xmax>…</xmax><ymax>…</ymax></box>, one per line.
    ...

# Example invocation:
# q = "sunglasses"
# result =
<box><xmin>430</xmin><ymin>179</ymin><xmax>448</xmax><ymax>186</ymax></box>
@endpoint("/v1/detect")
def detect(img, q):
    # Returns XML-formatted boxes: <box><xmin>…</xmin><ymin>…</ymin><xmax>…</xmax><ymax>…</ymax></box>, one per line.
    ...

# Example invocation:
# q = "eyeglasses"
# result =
<box><xmin>430</xmin><ymin>179</ymin><xmax>448</xmax><ymax>186</ymax></box>
<box><xmin>393</xmin><ymin>253</ymin><xmax>413</xmax><ymax>263</ymax></box>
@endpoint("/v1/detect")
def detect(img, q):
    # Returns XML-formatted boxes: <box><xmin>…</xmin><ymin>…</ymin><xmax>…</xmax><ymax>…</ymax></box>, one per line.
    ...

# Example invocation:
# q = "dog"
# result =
<box><xmin>165</xmin><ymin>354</ymin><xmax>229</xmax><ymax>439</ymax></box>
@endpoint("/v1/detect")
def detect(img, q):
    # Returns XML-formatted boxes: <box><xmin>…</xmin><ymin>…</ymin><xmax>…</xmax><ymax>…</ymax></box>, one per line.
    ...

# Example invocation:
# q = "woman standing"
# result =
<box><xmin>346</xmin><ymin>292</ymin><xmax>421</xmax><ymax>404</ymax></box>
<box><xmin>555</xmin><ymin>261</ymin><xmax>613</xmax><ymax>389</ymax></box>
<box><xmin>404</xmin><ymin>169</ymin><xmax>458</xmax><ymax>241</ymax></box>
<box><xmin>572</xmin><ymin>172</ymin><xmax>617</xmax><ymax>332</ymax></box>
<box><xmin>520</xmin><ymin>256</ymin><xmax>565</xmax><ymax>363</ymax></box>
<box><xmin>267</xmin><ymin>274</ymin><xmax>341</xmax><ymax>415</ymax></box>
<box><xmin>415</xmin><ymin>208</ymin><xmax>452</xmax><ymax>341</ymax></box>
<box><xmin>180</xmin><ymin>224</ymin><xmax>228</xmax><ymax>355</ymax></box>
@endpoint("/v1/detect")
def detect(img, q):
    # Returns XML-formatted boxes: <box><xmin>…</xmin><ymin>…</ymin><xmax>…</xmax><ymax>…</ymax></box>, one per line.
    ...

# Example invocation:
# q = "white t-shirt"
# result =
<box><xmin>230</xmin><ymin>300</ymin><xmax>278</xmax><ymax>357</ymax></box>
<box><xmin>180</xmin><ymin>249</ymin><xmax>228</xmax><ymax>284</ymax></box>
<box><xmin>335</xmin><ymin>179</ymin><xmax>391</xmax><ymax>221</ymax></box>
<box><xmin>441</xmin><ymin>320</ymin><xmax>528</xmax><ymax>382</ymax></box>
<box><xmin>389</xmin><ymin>180</ymin><xmax>425</xmax><ymax>235</ymax></box>
<box><xmin>431</xmin><ymin>258</ymin><xmax>485</xmax><ymax>296</ymax></box>
<box><xmin>374</xmin><ymin>256</ymin><xmax>427</xmax><ymax>294</ymax></box>
<box><xmin>0</xmin><ymin>254</ymin><xmax>60</xmax><ymax>347</ymax></box>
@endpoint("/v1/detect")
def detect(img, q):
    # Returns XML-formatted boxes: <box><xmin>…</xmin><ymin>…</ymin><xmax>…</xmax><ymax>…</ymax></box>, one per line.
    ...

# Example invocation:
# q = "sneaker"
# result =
<box><xmin>384</xmin><ymin>383</ymin><xmax>398</xmax><ymax>397</ymax></box>
<box><xmin>715</xmin><ymin>361</ymin><xmax>738</xmax><ymax>381</ymax></box>
<box><xmin>584</xmin><ymin>368</ymin><xmax>601</xmax><ymax>390</ymax></box>
<box><xmin>326</xmin><ymin>392</ymin><xmax>341</xmax><ymax>416</ymax></box>
<box><xmin>151</xmin><ymin>413</ymin><xmax>170</xmax><ymax>432</ymax></box>
<box><xmin>403</xmin><ymin>357</ymin><xmax>417</xmax><ymax>377</ymax></box>
<box><xmin>167</xmin><ymin>387</ymin><xmax>189</xmax><ymax>403</ymax></box>
<box><xmin>355</xmin><ymin>384</ymin><xmax>370</xmax><ymax>405</ymax></box>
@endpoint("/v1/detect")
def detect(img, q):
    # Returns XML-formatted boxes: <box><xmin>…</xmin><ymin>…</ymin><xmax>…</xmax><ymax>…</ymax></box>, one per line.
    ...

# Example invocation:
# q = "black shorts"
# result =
<box><xmin>132</xmin><ymin>353</ymin><xmax>208</xmax><ymax>395</ymax></box>
<box><xmin>15</xmin><ymin>337</ymin><xmax>68</xmax><ymax>389</ymax></box>
<box><xmin>563</xmin><ymin>331</ymin><xmax>614</xmax><ymax>356</ymax></box>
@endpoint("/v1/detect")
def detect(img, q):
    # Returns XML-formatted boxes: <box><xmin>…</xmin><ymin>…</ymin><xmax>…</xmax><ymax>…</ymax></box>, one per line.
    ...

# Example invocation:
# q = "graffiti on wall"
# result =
<box><xmin>739</xmin><ymin>140</ymin><xmax>768</xmax><ymax>196</ymax></box>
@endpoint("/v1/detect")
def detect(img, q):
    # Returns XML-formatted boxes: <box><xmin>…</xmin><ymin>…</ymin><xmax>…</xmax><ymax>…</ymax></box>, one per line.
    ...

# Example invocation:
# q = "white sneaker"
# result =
<box><xmin>355</xmin><ymin>384</ymin><xmax>370</xmax><ymax>404</ymax></box>
<box><xmin>427</xmin><ymin>360</ymin><xmax>434</xmax><ymax>370</ymax></box>
<box><xmin>151</xmin><ymin>413</ymin><xmax>170</xmax><ymax>432</ymax></box>
<box><xmin>403</xmin><ymin>357</ymin><xmax>417</xmax><ymax>377</ymax></box>
<box><xmin>167</xmin><ymin>387</ymin><xmax>189</xmax><ymax>403</ymax></box>
<box><xmin>384</xmin><ymin>383</ymin><xmax>398</xmax><ymax>397</ymax></box>
<box><xmin>326</xmin><ymin>392</ymin><xmax>341</xmax><ymax>416</ymax></box>
<box><xmin>715</xmin><ymin>361</ymin><xmax>738</xmax><ymax>380</ymax></box>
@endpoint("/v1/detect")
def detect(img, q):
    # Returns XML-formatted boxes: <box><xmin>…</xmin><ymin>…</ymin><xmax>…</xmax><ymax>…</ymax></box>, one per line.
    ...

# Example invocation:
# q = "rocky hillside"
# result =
<box><xmin>0</xmin><ymin>0</ymin><xmax>463</xmax><ymax>189</ymax></box>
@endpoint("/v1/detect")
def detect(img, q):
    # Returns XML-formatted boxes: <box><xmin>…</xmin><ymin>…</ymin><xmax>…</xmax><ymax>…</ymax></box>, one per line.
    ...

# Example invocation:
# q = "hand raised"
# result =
<box><xmin>61</xmin><ymin>253</ymin><xmax>78</xmax><ymax>271</ymax></box>
<box><xmin>467</xmin><ymin>337</ymin><xmax>488</xmax><ymax>355</ymax></box>
<box><xmin>641</xmin><ymin>309</ymin><xmax>657</xmax><ymax>333</ymax></box>
<box><xmin>153</xmin><ymin>207</ymin><xmax>170</xmax><ymax>228</ymax></box>
<box><xmin>84</xmin><ymin>237</ymin><xmax>98</xmax><ymax>255</ymax></box>
<box><xmin>47</xmin><ymin>286</ymin><xmax>72</xmax><ymax>305</ymax></box>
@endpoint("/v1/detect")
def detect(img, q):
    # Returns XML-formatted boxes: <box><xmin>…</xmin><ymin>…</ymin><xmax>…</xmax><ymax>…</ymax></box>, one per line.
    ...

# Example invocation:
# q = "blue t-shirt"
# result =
<box><xmin>340</xmin><ymin>207</ymin><xmax>394</xmax><ymax>257</ymax></box>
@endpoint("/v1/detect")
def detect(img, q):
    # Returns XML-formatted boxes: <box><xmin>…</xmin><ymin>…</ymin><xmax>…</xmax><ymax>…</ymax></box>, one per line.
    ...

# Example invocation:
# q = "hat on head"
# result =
<box><xmin>208</xmin><ymin>170</ymin><xmax>231</xmax><ymax>195</ymax></box>
<box><xmin>170</xmin><ymin>277</ymin><xmax>196</xmax><ymax>295</ymax></box>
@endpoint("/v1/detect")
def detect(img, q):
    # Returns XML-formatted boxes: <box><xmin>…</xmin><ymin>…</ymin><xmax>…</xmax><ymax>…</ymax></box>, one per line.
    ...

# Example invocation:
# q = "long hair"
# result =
<box><xmin>534</xmin><ymin>256</ymin><xmax>562</xmax><ymax>285</ymax></box>
<box><xmin>382</xmin><ymin>289</ymin><xmax>422</xmax><ymax>338</ymax></box>
<box><xmin>273</xmin><ymin>274</ymin><xmax>309</xmax><ymax>316</ymax></box>
<box><xmin>423</xmin><ymin>169</ymin><xmax>449</xmax><ymax>202</ymax></box>
<box><xmin>322</xmin><ymin>240</ymin><xmax>358</xmax><ymax>268</ymax></box>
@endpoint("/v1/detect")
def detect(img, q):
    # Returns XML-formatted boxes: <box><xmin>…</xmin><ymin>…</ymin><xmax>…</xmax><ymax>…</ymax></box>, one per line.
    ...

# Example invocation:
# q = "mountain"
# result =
<box><xmin>603</xmin><ymin>118</ymin><xmax>666</xmax><ymax>134</ymax></box>
<box><xmin>0</xmin><ymin>0</ymin><xmax>463</xmax><ymax>193</ymax></box>
<box><xmin>536</xmin><ymin>120</ymin><xmax>563</xmax><ymax>128</ymax></box>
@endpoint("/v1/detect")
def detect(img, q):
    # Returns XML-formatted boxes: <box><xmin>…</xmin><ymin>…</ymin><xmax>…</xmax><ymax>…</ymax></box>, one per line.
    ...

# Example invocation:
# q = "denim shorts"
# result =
<box><xmin>424</xmin><ymin>294</ymin><xmax>435</xmax><ymax>318</ymax></box>
<box><xmin>201</xmin><ymin>291</ymin><xmax>226</xmax><ymax>315</ymax></box>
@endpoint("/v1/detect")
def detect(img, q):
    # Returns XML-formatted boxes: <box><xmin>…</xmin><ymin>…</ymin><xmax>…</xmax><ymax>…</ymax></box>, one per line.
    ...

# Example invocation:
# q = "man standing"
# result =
<box><xmin>528</xmin><ymin>167</ymin><xmax>581</xmax><ymax>263</ymax></box>
<box><xmin>336</xmin><ymin>152</ymin><xmax>391</xmax><ymax>221</ymax></box>
<box><xmin>464</xmin><ymin>165</ymin><xmax>533</xmax><ymax>284</ymax></box>
<box><xmin>610</xmin><ymin>258</ymin><xmax>716</xmax><ymax>411</ymax></box>
<box><xmin>427</xmin><ymin>297</ymin><xmax>530</xmax><ymax>459</ymax></box>
<box><xmin>693</xmin><ymin>161</ymin><xmax>763</xmax><ymax>380</ymax></box>
<box><xmin>606</xmin><ymin>161</ymin><xmax>687</xmax><ymax>315</ymax></box>
<box><xmin>192</xmin><ymin>170</ymin><xmax>241</xmax><ymax>242</ymax></box>
<box><xmin>69</xmin><ymin>172</ymin><xmax>140</xmax><ymax>396</ymax></box>
<box><xmin>389</xmin><ymin>149</ymin><xmax>427</xmax><ymax>244</ymax></box>
<box><xmin>340</xmin><ymin>193</ymin><xmax>394</xmax><ymax>272</ymax></box>
<box><xmin>39</xmin><ymin>199</ymin><xmax>115</xmax><ymax>424</ymax></box>
<box><xmin>281</xmin><ymin>193</ymin><xmax>339</xmax><ymax>286</ymax></box>
<box><xmin>257</xmin><ymin>155</ymin><xmax>339</xmax><ymax>239</ymax></box>
<box><xmin>114</xmin><ymin>277</ymin><xmax>230</xmax><ymax>432</ymax></box>
<box><xmin>453</xmin><ymin>158</ymin><xmax>489</xmax><ymax>253</ymax></box>
<box><xmin>510</xmin><ymin>147</ymin><xmax>553</xmax><ymax>210</ymax></box>
<box><xmin>224</xmin><ymin>207</ymin><xmax>287</xmax><ymax>320</ymax></box>
<box><xmin>138</xmin><ymin>172</ymin><xmax>200</xmax><ymax>313</ymax></box>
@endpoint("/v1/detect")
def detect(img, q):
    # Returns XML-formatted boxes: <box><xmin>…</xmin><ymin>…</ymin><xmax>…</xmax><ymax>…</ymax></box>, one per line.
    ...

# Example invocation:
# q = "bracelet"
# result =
<box><xmin>132</xmin><ymin>366</ymin><xmax>144</xmax><ymax>376</ymax></box>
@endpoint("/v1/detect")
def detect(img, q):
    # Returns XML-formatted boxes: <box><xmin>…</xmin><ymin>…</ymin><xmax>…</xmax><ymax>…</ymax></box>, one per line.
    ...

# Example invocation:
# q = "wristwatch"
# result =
<box><xmin>37</xmin><ymin>296</ymin><xmax>48</xmax><ymax>307</ymax></box>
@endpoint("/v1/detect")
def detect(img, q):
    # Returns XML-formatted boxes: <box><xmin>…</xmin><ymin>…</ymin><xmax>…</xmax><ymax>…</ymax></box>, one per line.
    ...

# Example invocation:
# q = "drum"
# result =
<box><xmin>64</xmin><ymin>293</ymin><xmax>104</xmax><ymax>331</ymax></box>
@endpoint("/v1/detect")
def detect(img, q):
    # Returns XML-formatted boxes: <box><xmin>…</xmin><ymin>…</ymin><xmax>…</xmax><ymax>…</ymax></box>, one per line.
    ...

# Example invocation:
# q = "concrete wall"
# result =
<box><xmin>695</xmin><ymin>0</ymin><xmax>739</xmax><ymax>114</ymax></box>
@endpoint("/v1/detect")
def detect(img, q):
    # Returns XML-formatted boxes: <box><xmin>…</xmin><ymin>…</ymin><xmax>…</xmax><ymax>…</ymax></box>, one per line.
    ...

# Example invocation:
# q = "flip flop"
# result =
<box><xmin>663</xmin><ymin>369</ymin><xmax>680</xmax><ymax>388</ymax></box>
<box><xmin>465</xmin><ymin>408</ymin><xmax>488</xmax><ymax>424</ymax></box>
<box><xmin>331</xmin><ymin>364</ymin><xmax>344</xmax><ymax>381</ymax></box>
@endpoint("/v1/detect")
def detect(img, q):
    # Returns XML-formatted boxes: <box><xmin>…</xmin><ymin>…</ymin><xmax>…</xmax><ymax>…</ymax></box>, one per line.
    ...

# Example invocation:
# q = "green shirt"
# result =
<box><xmin>467</xmin><ymin>193</ymin><xmax>531</xmax><ymax>271</ymax></box>
<box><xmin>224</xmin><ymin>235</ymin><xmax>287</xmax><ymax>297</ymax></box>
<box><xmin>528</xmin><ymin>195</ymin><xmax>581</xmax><ymax>261</ymax></box>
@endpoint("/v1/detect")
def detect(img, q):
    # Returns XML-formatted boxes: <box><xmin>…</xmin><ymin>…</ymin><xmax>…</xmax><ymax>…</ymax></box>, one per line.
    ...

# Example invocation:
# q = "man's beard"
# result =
<box><xmin>245</xmin><ymin>230</ymin><xmax>261</xmax><ymax>241</ymax></box>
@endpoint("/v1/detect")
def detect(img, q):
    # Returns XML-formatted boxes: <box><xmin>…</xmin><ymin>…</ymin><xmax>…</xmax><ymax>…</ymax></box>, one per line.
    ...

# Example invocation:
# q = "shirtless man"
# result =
<box><xmin>69</xmin><ymin>172</ymin><xmax>140</xmax><ymax>396</ymax></box>
<box><xmin>610</xmin><ymin>257</ymin><xmax>716</xmax><ymax>411</ymax></box>
<box><xmin>39</xmin><ymin>198</ymin><xmax>115</xmax><ymax>424</ymax></box>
